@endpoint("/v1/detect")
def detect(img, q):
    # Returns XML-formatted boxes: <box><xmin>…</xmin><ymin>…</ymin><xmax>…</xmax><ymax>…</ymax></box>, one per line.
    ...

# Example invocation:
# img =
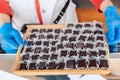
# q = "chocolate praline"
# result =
<box><xmin>66</xmin><ymin>60</ymin><xmax>75</xmax><ymax>69</ymax></box>
<box><xmin>42</xmin><ymin>54</ymin><xmax>50</xmax><ymax>60</ymax></box>
<box><xmin>77</xmin><ymin>43</ymin><xmax>84</xmax><ymax>49</ymax></box>
<box><xmin>79</xmin><ymin>51</ymin><xmax>87</xmax><ymax>57</ymax></box>
<box><xmin>69</xmin><ymin>50</ymin><xmax>77</xmax><ymax>57</ymax></box>
<box><xmin>35</xmin><ymin>47</ymin><xmax>41</xmax><ymax>53</ymax></box>
<box><xmin>36</xmin><ymin>41</ymin><xmax>42</xmax><ymax>46</ymax></box>
<box><xmin>30</xmin><ymin>34</ymin><xmax>37</xmax><ymax>39</ymax></box>
<box><xmin>31</xmin><ymin>29</ymin><xmax>38</xmax><ymax>33</ymax></box>
<box><xmin>96</xmin><ymin>23</ymin><xmax>102</xmax><ymax>28</ymax></box>
<box><xmin>78</xmin><ymin>35</ymin><xmax>86</xmax><ymax>41</ymax></box>
<box><xmin>38</xmin><ymin>62</ymin><xmax>46</xmax><ymax>70</ymax></box>
<box><xmin>69</xmin><ymin>37</ymin><xmax>76</xmax><ymax>42</ymax></box>
<box><xmin>57</xmin><ymin>44</ymin><xmax>64</xmax><ymax>49</ymax></box>
<box><xmin>99</xmin><ymin>59</ymin><xmax>108</xmax><ymax>68</ymax></box>
<box><xmin>19</xmin><ymin>63</ymin><xmax>27</xmax><ymax>70</ymax></box>
<box><xmin>43</xmin><ymin>47</ymin><xmax>49</xmax><ymax>53</ymax></box>
<box><xmin>61</xmin><ymin>50</ymin><xmax>68</xmax><ymax>57</ymax></box>
<box><xmin>55</xmin><ymin>29</ymin><xmax>61</xmax><ymax>34</ymax></box>
<box><xmin>77</xmin><ymin>59</ymin><xmax>87</xmax><ymax>68</ymax></box>
<box><xmin>89</xmin><ymin>59</ymin><xmax>97</xmax><ymax>68</ymax></box>
<box><xmin>31</xmin><ymin>55</ymin><xmax>39</xmax><ymax>60</ymax></box>
<box><xmin>58</xmin><ymin>62</ymin><xmax>65</xmax><ymax>69</ymax></box>
<box><xmin>29</xmin><ymin>63</ymin><xmax>36</xmax><ymax>70</ymax></box>
<box><xmin>51</xmin><ymin>54</ymin><xmax>58</xmax><ymax>60</ymax></box>
<box><xmin>48</xmin><ymin>62</ymin><xmax>57</xmax><ymax>69</ymax></box>
<box><xmin>27</xmin><ymin>41</ymin><xmax>34</xmax><ymax>46</ymax></box>
<box><xmin>76</xmin><ymin>24</ymin><xmax>83</xmax><ymax>28</ymax></box>
<box><xmin>86</xmin><ymin>43</ymin><xmax>94</xmax><ymax>49</ymax></box>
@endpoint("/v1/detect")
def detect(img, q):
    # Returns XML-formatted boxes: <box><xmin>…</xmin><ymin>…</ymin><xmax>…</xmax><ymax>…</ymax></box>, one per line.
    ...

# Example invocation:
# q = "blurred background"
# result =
<box><xmin>73</xmin><ymin>0</ymin><xmax>120</xmax><ymax>8</ymax></box>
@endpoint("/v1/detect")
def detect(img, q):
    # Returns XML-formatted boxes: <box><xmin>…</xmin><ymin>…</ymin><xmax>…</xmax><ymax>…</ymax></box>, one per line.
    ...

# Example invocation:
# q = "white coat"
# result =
<box><xmin>7</xmin><ymin>0</ymin><xmax>78</xmax><ymax>30</ymax></box>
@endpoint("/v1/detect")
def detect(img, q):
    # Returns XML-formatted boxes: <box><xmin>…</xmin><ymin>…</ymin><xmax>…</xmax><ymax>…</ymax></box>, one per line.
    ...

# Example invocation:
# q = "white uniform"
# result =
<box><xmin>7</xmin><ymin>0</ymin><xmax>78</xmax><ymax>30</ymax></box>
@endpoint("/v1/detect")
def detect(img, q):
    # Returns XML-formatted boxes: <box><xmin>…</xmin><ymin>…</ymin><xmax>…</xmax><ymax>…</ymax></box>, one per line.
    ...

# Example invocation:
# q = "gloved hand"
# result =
<box><xmin>0</xmin><ymin>23</ymin><xmax>23</xmax><ymax>53</ymax></box>
<box><xmin>104</xmin><ymin>6</ymin><xmax>120</xmax><ymax>45</ymax></box>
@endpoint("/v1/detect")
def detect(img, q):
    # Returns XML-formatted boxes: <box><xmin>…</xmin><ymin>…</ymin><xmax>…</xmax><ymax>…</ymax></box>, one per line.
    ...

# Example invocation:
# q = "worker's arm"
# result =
<box><xmin>0</xmin><ymin>14</ymin><xmax>10</xmax><ymax>27</ymax></box>
<box><xmin>0</xmin><ymin>0</ymin><xmax>23</xmax><ymax>53</ymax></box>
<box><xmin>90</xmin><ymin>0</ymin><xmax>120</xmax><ymax>46</ymax></box>
<box><xmin>0</xmin><ymin>0</ymin><xmax>12</xmax><ymax>26</ymax></box>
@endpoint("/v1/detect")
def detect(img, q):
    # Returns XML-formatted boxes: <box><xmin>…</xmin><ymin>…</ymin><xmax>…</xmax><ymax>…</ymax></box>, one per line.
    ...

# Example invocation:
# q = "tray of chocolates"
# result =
<box><xmin>13</xmin><ymin>21</ymin><xmax>111</xmax><ymax>75</ymax></box>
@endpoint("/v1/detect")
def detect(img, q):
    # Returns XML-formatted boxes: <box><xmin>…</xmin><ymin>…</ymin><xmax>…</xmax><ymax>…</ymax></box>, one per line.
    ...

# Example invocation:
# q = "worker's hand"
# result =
<box><xmin>0</xmin><ymin>23</ymin><xmax>23</xmax><ymax>53</ymax></box>
<box><xmin>104</xmin><ymin>6</ymin><xmax>120</xmax><ymax>45</ymax></box>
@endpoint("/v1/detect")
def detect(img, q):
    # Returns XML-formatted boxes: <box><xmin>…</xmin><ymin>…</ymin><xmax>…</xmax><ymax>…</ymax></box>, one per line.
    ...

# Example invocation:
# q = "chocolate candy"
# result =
<box><xmin>77</xmin><ymin>59</ymin><xmax>86</xmax><ymax>68</ymax></box>
<box><xmin>38</xmin><ymin>62</ymin><xmax>46</xmax><ymax>70</ymax></box>
<box><xmin>84</xmin><ymin>24</ymin><xmax>91</xmax><ymax>27</ymax></box>
<box><xmin>89</xmin><ymin>51</ymin><xmax>97</xmax><ymax>57</ymax></box>
<box><xmin>22</xmin><ymin>54</ymin><xmax>30</xmax><ymax>60</ymax></box>
<box><xmin>61</xmin><ymin>36</ymin><xmax>67</xmax><ymax>41</ymax></box>
<box><xmin>61</xmin><ymin>50</ymin><xmax>68</xmax><ymax>57</ymax></box>
<box><xmin>77</xmin><ymin>42</ymin><xmax>84</xmax><ymax>49</ymax></box>
<box><xmin>47</xmin><ymin>34</ymin><xmax>53</xmax><ymax>39</ymax></box>
<box><xmin>67</xmin><ymin>43</ymin><xmax>74</xmax><ymax>49</ymax></box>
<box><xmin>52</xmin><ymin>41</ymin><xmax>57</xmax><ymax>45</ymax></box>
<box><xmin>42</xmin><ymin>54</ymin><xmax>50</xmax><ymax>60</ymax></box>
<box><xmin>38</xmin><ymin>34</ymin><xmax>45</xmax><ymax>39</ymax></box>
<box><xmin>96</xmin><ymin>23</ymin><xmax>102</xmax><ymax>28</ymax></box>
<box><xmin>86</xmin><ymin>43</ymin><xmax>94</xmax><ymax>49</ymax></box>
<box><xmin>35</xmin><ymin>47</ymin><xmax>41</xmax><ymax>53</ymax></box>
<box><xmin>31</xmin><ymin>55</ymin><xmax>39</xmax><ymax>60</ymax></box>
<box><xmin>99</xmin><ymin>59</ymin><xmax>108</xmax><ymax>69</ymax></box>
<box><xmin>65</xmin><ymin>29</ymin><xmax>72</xmax><ymax>34</ymax></box>
<box><xmin>79</xmin><ymin>51</ymin><xmax>87</xmax><ymax>57</ymax></box>
<box><xmin>96</xmin><ymin>36</ymin><xmax>104</xmax><ymax>41</ymax></box>
<box><xmin>58</xmin><ymin>62</ymin><xmax>65</xmax><ymax>69</ymax></box>
<box><xmin>67</xmin><ymin>24</ymin><xmax>74</xmax><ymax>27</ymax></box>
<box><xmin>29</xmin><ymin>63</ymin><xmax>36</xmax><ymax>70</ymax></box>
<box><xmin>40</xmin><ymin>29</ymin><xmax>46</xmax><ymax>33</ymax></box>
<box><xmin>51</xmin><ymin>47</ymin><xmax>56</xmax><ymax>52</ymax></box>
<box><xmin>26</xmin><ymin>47</ymin><xmax>32</xmax><ymax>52</ymax></box>
<box><xmin>76</xmin><ymin>24</ymin><xmax>83</xmax><ymax>28</ymax></box>
<box><xmin>43</xmin><ymin>41</ymin><xmax>49</xmax><ymax>46</ymax></box>
<box><xmin>48</xmin><ymin>62</ymin><xmax>57</xmax><ymax>69</ymax></box>
<box><xmin>55</xmin><ymin>29</ymin><xmax>61</xmax><ymax>34</ymax></box>
<box><xmin>57</xmin><ymin>44</ymin><xmax>64</xmax><ymax>49</ymax></box>
<box><xmin>66</xmin><ymin>60</ymin><xmax>75</xmax><ymax>69</ymax></box>
<box><xmin>47</xmin><ymin>29</ymin><xmax>53</xmax><ymax>33</ymax></box>
<box><xmin>31</xmin><ymin>29</ymin><xmax>38</xmax><ymax>33</ymax></box>
<box><xmin>94</xmin><ymin>30</ymin><xmax>103</xmax><ymax>34</ymax></box>
<box><xmin>27</xmin><ymin>41</ymin><xmax>34</xmax><ymax>46</ymax></box>
<box><xmin>36</xmin><ymin>41</ymin><xmax>42</xmax><ymax>46</ymax></box>
<box><xmin>51</xmin><ymin>54</ymin><xmax>58</xmax><ymax>60</ymax></box>
<box><xmin>89</xmin><ymin>59</ymin><xmax>97</xmax><ymax>69</ymax></box>
<box><xmin>69</xmin><ymin>36</ymin><xmax>76</xmax><ymax>42</ymax></box>
<box><xmin>97</xmin><ymin>42</ymin><xmax>104</xmax><ymax>47</ymax></box>
<box><xmin>83</xmin><ymin>30</ymin><xmax>92</xmax><ymax>34</ymax></box>
<box><xmin>99</xmin><ymin>50</ymin><xmax>106</xmax><ymax>56</ymax></box>
<box><xmin>73</xmin><ymin>30</ymin><xmax>79</xmax><ymax>35</ymax></box>
<box><xmin>19</xmin><ymin>63</ymin><xmax>27</xmax><ymax>70</ymax></box>
<box><xmin>43</xmin><ymin>47</ymin><xmax>49</xmax><ymax>53</ymax></box>
<box><xmin>78</xmin><ymin>35</ymin><xmax>86</xmax><ymax>41</ymax></box>
<box><xmin>30</xmin><ymin>34</ymin><xmax>37</xmax><ymax>39</ymax></box>
<box><xmin>69</xmin><ymin>50</ymin><xmax>77</xmax><ymax>57</ymax></box>
<box><xmin>88</xmin><ymin>36</ymin><xmax>94</xmax><ymax>42</ymax></box>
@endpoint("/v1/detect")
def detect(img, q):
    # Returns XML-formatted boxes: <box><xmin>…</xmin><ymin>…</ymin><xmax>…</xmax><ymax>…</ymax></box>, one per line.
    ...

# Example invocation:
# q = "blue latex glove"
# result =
<box><xmin>0</xmin><ymin>23</ymin><xmax>23</xmax><ymax>53</ymax></box>
<box><xmin>104</xmin><ymin>6</ymin><xmax>120</xmax><ymax>45</ymax></box>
